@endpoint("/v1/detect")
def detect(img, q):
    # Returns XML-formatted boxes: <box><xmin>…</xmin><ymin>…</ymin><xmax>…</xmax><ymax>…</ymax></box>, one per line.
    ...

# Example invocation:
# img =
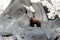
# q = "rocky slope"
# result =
<box><xmin>0</xmin><ymin>0</ymin><xmax>60</xmax><ymax>40</ymax></box>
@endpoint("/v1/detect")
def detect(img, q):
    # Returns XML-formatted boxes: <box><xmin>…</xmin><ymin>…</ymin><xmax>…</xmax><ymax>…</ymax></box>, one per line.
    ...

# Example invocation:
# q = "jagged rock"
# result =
<box><xmin>2</xmin><ymin>0</ymin><xmax>27</xmax><ymax>19</ymax></box>
<box><xmin>0</xmin><ymin>32</ymin><xmax>13</xmax><ymax>37</ymax></box>
<box><xmin>32</xmin><ymin>3</ymin><xmax>48</xmax><ymax>22</ymax></box>
<box><xmin>2</xmin><ymin>0</ymin><xmax>33</xmax><ymax>28</ymax></box>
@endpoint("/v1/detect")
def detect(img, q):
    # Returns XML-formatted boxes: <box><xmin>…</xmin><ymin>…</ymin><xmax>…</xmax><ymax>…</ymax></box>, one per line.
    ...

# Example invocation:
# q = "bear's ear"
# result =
<box><xmin>28</xmin><ymin>16</ymin><xmax>30</xmax><ymax>19</ymax></box>
<box><xmin>27</xmin><ymin>15</ymin><xmax>31</xmax><ymax>19</ymax></box>
<box><xmin>31</xmin><ymin>17</ymin><xmax>33</xmax><ymax>19</ymax></box>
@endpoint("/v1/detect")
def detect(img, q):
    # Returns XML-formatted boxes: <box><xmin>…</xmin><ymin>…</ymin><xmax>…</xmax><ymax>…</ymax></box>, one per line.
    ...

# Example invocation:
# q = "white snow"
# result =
<box><xmin>0</xmin><ymin>0</ymin><xmax>11</xmax><ymax>10</ymax></box>
<box><xmin>0</xmin><ymin>0</ymin><xmax>11</xmax><ymax>15</ymax></box>
<box><xmin>23</xmin><ymin>4</ymin><xmax>35</xmax><ymax>12</ymax></box>
<box><xmin>51</xmin><ymin>0</ymin><xmax>60</xmax><ymax>6</ymax></box>
<box><xmin>30</xmin><ymin>0</ymin><xmax>41</xmax><ymax>3</ymax></box>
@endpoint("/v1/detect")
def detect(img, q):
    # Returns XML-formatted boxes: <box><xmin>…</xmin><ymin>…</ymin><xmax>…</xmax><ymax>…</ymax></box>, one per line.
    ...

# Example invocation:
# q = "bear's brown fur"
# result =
<box><xmin>28</xmin><ymin>16</ymin><xmax>41</xmax><ymax>27</ymax></box>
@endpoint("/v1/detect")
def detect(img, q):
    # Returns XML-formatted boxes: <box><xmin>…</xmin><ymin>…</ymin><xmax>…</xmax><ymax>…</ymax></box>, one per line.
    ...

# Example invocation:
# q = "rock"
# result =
<box><xmin>53</xmin><ymin>18</ymin><xmax>60</xmax><ymax>28</ymax></box>
<box><xmin>46</xmin><ymin>0</ymin><xmax>52</xmax><ymax>4</ymax></box>
<box><xmin>41</xmin><ymin>20</ymin><xmax>54</xmax><ymax>29</ymax></box>
<box><xmin>20</xmin><ymin>0</ymin><xmax>31</xmax><ymax>6</ymax></box>
<box><xmin>37</xmin><ymin>2</ymin><xmax>48</xmax><ymax>22</ymax></box>
<box><xmin>54</xmin><ymin>28</ymin><xmax>60</xmax><ymax>36</ymax></box>
<box><xmin>32</xmin><ymin>3</ymin><xmax>43</xmax><ymax>21</ymax></box>
<box><xmin>2</xmin><ymin>0</ymin><xmax>27</xmax><ymax>19</ymax></box>
<box><xmin>57</xmin><ymin>36</ymin><xmax>60</xmax><ymax>40</ymax></box>
<box><xmin>0</xmin><ymin>32</ymin><xmax>18</xmax><ymax>40</ymax></box>
<box><xmin>2</xmin><ymin>36</ymin><xmax>18</xmax><ymax>40</ymax></box>
<box><xmin>0</xmin><ymin>36</ymin><xmax>3</xmax><ymax>40</ymax></box>
<box><xmin>0</xmin><ymin>0</ymin><xmax>60</xmax><ymax>40</ymax></box>
<box><xmin>14</xmin><ymin>35</ymin><xmax>23</xmax><ymax>40</ymax></box>
<box><xmin>27</xmin><ymin>10</ymin><xmax>33</xmax><ymax>17</ymax></box>
<box><xmin>0</xmin><ymin>32</ymin><xmax>13</xmax><ymax>37</ymax></box>
<box><xmin>31</xmin><ymin>33</ymin><xmax>48</xmax><ymax>40</ymax></box>
<box><xmin>17</xmin><ymin>14</ymin><xmax>30</xmax><ymax>28</ymax></box>
<box><xmin>20</xmin><ymin>27</ymin><xmax>56</xmax><ymax>40</ymax></box>
<box><xmin>32</xmin><ymin>2</ymin><xmax>48</xmax><ymax>22</ymax></box>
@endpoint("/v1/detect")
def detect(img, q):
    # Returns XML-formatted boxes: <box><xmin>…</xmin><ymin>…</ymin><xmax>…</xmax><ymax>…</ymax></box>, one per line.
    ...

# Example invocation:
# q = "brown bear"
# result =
<box><xmin>27</xmin><ymin>16</ymin><xmax>41</xmax><ymax>27</ymax></box>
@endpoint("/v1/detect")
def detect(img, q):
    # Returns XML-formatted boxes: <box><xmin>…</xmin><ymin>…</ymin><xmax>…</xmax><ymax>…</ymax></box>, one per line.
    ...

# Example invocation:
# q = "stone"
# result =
<box><xmin>20</xmin><ymin>0</ymin><xmax>31</xmax><ymax>6</ymax></box>
<box><xmin>0</xmin><ymin>32</ymin><xmax>13</xmax><ymax>37</ymax></box>
<box><xmin>2</xmin><ymin>0</ymin><xmax>27</xmax><ymax>19</ymax></box>
<box><xmin>2</xmin><ymin>36</ymin><xmax>18</xmax><ymax>40</ymax></box>
<box><xmin>20</xmin><ymin>27</ymin><xmax>56</xmax><ymax>40</ymax></box>
<box><xmin>32</xmin><ymin>2</ymin><xmax>48</xmax><ymax>22</ymax></box>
